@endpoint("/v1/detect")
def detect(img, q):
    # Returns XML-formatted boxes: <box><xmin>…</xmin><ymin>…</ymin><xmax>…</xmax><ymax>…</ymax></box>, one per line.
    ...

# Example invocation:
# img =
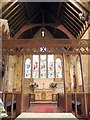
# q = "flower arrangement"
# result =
<box><xmin>49</xmin><ymin>83</ymin><xmax>57</xmax><ymax>90</ymax></box>
<box><xmin>29</xmin><ymin>82</ymin><xmax>39</xmax><ymax>91</ymax></box>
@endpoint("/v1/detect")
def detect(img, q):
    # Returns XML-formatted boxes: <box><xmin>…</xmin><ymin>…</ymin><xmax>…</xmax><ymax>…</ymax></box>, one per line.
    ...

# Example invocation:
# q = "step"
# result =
<box><xmin>30</xmin><ymin>101</ymin><xmax>57</xmax><ymax>104</ymax></box>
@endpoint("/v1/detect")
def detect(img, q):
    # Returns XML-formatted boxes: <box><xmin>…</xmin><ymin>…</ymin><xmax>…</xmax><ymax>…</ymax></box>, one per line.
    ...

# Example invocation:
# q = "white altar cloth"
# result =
<box><xmin>16</xmin><ymin>113</ymin><xmax>78</xmax><ymax>119</ymax></box>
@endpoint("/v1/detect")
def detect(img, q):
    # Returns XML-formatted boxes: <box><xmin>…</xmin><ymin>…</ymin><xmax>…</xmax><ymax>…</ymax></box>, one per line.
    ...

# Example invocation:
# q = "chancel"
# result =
<box><xmin>0</xmin><ymin>1</ymin><xmax>90</xmax><ymax>119</ymax></box>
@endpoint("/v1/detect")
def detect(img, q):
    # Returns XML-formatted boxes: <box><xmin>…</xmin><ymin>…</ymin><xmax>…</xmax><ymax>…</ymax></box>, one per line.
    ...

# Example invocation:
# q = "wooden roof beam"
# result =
<box><xmin>67</xmin><ymin>2</ymin><xmax>88</xmax><ymax>30</ymax></box>
<box><xmin>64</xmin><ymin>6</ymin><xmax>85</xmax><ymax>32</ymax></box>
<box><xmin>2</xmin><ymin>39</ymin><xmax>88</xmax><ymax>49</ymax></box>
<box><xmin>24</xmin><ymin>3</ymin><xmax>30</xmax><ymax>19</ymax></box>
<box><xmin>42</xmin><ymin>8</ymin><xmax>45</xmax><ymax>24</ymax></box>
<box><xmin>13</xmin><ymin>10</ymin><xmax>41</xmax><ymax>38</ymax></box>
<box><xmin>60</xmin><ymin>18</ymin><xmax>78</xmax><ymax>38</ymax></box>
<box><xmin>2</xmin><ymin>1</ymin><xmax>18</xmax><ymax>16</ymax></box>
<box><xmin>68</xmin><ymin>0</ymin><xmax>88</xmax><ymax>29</ymax></box>
<box><xmin>10</xmin><ymin>13</ymin><xmax>26</xmax><ymax>29</ymax></box>
<box><xmin>10</xmin><ymin>19</ymin><xmax>27</xmax><ymax>36</ymax></box>
<box><xmin>11</xmin><ymin>20</ymin><xmax>27</xmax><ymax>37</ymax></box>
<box><xmin>68</xmin><ymin>0</ymin><xmax>88</xmax><ymax>13</ymax></box>
<box><xmin>13</xmin><ymin>22</ymin><xmax>77</xmax><ymax>41</ymax></box>
<box><xmin>47</xmin><ymin>3</ymin><xmax>58</xmax><ymax>13</ymax></box>
<box><xmin>9</xmin><ymin>8</ymin><xmax>25</xmax><ymax>26</ymax></box>
<box><xmin>48</xmin><ymin>5</ymin><xmax>57</xmax><ymax>17</ymax></box>
<box><xmin>53</xmin><ymin>3</ymin><xmax>62</xmax><ymax>37</ymax></box>
<box><xmin>66</xmin><ymin>2</ymin><xmax>79</xmax><ymax>15</ymax></box>
<box><xmin>13</xmin><ymin>23</ymin><xmax>57</xmax><ymax>38</ymax></box>
<box><xmin>8</xmin><ymin>5</ymin><xmax>24</xmax><ymax>22</ymax></box>
<box><xmin>29</xmin><ymin>10</ymin><xmax>41</xmax><ymax>23</ymax></box>
<box><xmin>62</xmin><ymin>10</ymin><xmax>82</xmax><ymax>30</ymax></box>
<box><xmin>61</xmin><ymin>13</ymin><xmax>80</xmax><ymax>35</ymax></box>
<box><xmin>4</xmin><ymin>3</ymin><xmax>21</xmax><ymax>19</ymax></box>
<box><xmin>47</xmin><ymin>12</ymin><xmax>77</xmax><ymax>41</ymax></box>
<box><xmin>76</xmin><ymin>1</ymin><xmax>89</xmax><ymax>13</ymax></box>
<box><xmin>65</xmin><ymin>3</ymin><xmax>84</xmax><ymax>26</ymax></box>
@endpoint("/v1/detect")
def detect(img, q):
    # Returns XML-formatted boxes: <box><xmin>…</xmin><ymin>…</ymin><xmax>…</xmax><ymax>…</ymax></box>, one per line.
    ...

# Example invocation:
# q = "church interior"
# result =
<box><xmin>0</xmin><ymin>0</ymin><xmax>90</xmax><ymax>119</ymax></box>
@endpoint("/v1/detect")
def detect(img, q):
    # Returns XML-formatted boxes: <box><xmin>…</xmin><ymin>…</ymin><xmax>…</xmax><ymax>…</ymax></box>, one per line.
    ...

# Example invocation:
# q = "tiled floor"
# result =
<box><xmin>26</xmin><ymin>103</ymin><xmax>63</xmax><ymax>113</ymax></box>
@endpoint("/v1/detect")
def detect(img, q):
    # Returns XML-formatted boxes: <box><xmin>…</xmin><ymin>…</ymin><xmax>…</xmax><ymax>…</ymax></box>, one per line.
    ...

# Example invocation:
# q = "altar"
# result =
<box><xmin>34</xmin><ymin>89</ymin><xmax>53</xmax><ymax>101</ymax></box>
<box><xmin>33</xmin><ymin>78</ymin><xmax>54</xmax><ymax>101</ymax></box>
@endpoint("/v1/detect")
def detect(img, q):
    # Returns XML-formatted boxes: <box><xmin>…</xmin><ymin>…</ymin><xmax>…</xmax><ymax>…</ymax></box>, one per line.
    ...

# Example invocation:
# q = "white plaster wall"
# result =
<box><xmin>34</xmin><ymin>78</ymin><xmax>64</xmax><ymax>93</ymax></box>
<box><xmin>34</xmin><ymin>27</ymin><xmax>53</xmax><ymax>38</ymax></box>
<box><xmin>81</xmin><ymin>26</ymin><xmax>90</xmax><ymax>39</ymax></box>
<box><xmin>34</xmin><ymin>78</ymin><xmax>54</xmax><ymax>89</ymax></box>
<box><xmin>81</xmin><ymin>55</ymin><xmax>89</xmax><ymax>92</ymax></box>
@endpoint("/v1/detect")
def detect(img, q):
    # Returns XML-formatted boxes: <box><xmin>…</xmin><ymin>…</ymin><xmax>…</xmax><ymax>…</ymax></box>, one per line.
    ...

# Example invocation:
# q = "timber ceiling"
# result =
<box><xmin>1</xmin><ymin>1</ymin><xmax>90</xmax><ymax>39</ymax></box>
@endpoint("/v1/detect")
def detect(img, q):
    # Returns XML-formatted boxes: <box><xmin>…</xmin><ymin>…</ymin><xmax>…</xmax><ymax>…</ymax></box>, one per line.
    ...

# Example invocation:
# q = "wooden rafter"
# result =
<box><xmin>29</xmin><ymin>10</ymin><xmax>41</xmax><ymax>23</ymax></box>
<box><xmin>61</xmin><ymin>10</ymin><xmax>82</xmax><ymax>31</ymax></box>
<box><xmin>9</xmin><ymin>8</ymin><xmax>25</xmax><ymax>26</ymax></box>
<box><xmin>10</xmin><ymin>13</ymin><xmax>26</xmax><ymax>29</ymax></box>
<box><xmin>48</xmin><ymin>6</ymin><xmax>57</xmax><ymax>18</ymax></box>
<box><xmin>53</xmin><ymin>3</ymin><xmax>62</xmax><ymax>37</ymax></box>
<box><xmin>4</xmin><ymin>3</ymin><xmax>21</xmax><ymax>19</ymax></box>
<box><xmin>8</xmin><ymin>5</ymin><xmax>24</xmax><ymax>22</ymax></box>
<box><xmin>13</xmin><ymin>23</ymin><xmax>57</xmax><ymax>38</ymax></box>
<box><xmin>11</xmin><ymin>20</ymin><xmax>27</xmax><ymax>36</ymax></box>
<box><xmin>46</xmin><ymin>13</ymin><xmax>77</xmax><ymax>40</ymax></box>
<box><xmin>60</xmin><ymin>13</ymin><xmax>79</xmax><ymax>34</ymax></box>
<box><xmin>24</xmin><ymin>3</ymin><xmax>30</xmax><ymax>19</ymax></box>
<box><xmin>1</xmin><ymin>2</ymin><xmax>88</xmax><ymax>40</ymax></box>
<box><xmin>56</xmin><ymin>25</ymin><xmax>77</xmax><ymax>41</ymax></box>
<box><xmin>80</xmin><ymin>2</ymin><xmax>90</xmax><ymax>12</ymax></box>
<box><xmin>2</xmin><ymin>2</ymin><xmax>17</xmax><ymax>15</ymax></box>
<box><xmin>13</xmin><ymin>22</ymin><xmax>77</xmax><ymax>41</ymax></box>
<box><xmin>64</xmin><ymin>5</ymin><xmax>84</xmax><ymax>27</ymax></box>
<box><xmin>68</xmin><ymin>0</ymin><xmax>88</xmax><ymax>14</ymax></box>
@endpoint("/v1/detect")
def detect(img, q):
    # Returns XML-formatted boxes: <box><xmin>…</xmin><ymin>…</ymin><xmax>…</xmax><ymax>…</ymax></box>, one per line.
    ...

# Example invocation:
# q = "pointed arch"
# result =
<box><xmin>25</xmin><ymin>58</ymin><xmax>31</xmax><ymax>78</ymax></box>
<box><xmin>56</xmin><ymin>58</ymin><xmax>62</xmax><ymax>78</ymax></box>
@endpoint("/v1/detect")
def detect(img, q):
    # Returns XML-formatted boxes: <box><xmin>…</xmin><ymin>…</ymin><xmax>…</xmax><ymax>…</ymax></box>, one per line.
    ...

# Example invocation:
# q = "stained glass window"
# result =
<box><xmin>25</xmin><ymin>58</ymin><xmax>31</xmax><ymax>78</ymax></box>
<box><xmin>41</xmin><ymin>30</ymin><xmax>45</xmax><ymax>37</ymax></box>
<box><xmin>56</xmin><ymin>58</ymin><xmax>62</xmax><ymax>78</ymax></box>
<box><xmin>33</xmin><ymin>55</ymin><xmax>39</xmax><ymax>78</ymax></box>
<box><xmin>48</xmin><ymin>55</ymin><xmax>54</xmax><ymax>78</ymax></box>
<box><xmin>25</xmin><ymin>55</ymin><xmax>62</xmax><ymax>79</ymax></box>
<box><xmin>40</xmin><ymin>55</ymin><xmax>46</xmax><ymax>78</ymax></box>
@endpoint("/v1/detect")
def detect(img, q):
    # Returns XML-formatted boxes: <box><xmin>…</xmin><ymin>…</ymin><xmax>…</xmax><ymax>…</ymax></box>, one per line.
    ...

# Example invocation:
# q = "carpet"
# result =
<box><xmin>27</xmin><ymin>103</ymin><xmax>61</xmax><ymax>113</ymax></box>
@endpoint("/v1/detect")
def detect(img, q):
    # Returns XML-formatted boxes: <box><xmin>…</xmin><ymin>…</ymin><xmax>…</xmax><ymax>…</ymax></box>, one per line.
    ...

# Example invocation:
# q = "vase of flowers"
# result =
<box><xmin>29</xmin><ymin>82</ymin><xmax>39</xmax><ymax>91</ymax></box>
<box><xmin>49</xmin><ymin>83</ymin><xmax>57</xmax><ymax>90</ymax></box>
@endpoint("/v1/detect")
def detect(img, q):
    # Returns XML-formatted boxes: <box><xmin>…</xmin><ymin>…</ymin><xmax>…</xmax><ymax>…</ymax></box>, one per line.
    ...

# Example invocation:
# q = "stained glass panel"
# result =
<box><xmin>40</xmin><ymin>55</ymin><xmax>46</xmax><ymax>78</ymax></box>
<box><xmin>25</xmin><ymin>70</ymin><xmax>31</xmax><ymax>78</ymax></box>
<box><xmin>33</xmin><ymin>55</ymin><xmax>39</xmax><ymax>78</ymax></box>
<box><xmin>25</xmin><ymin>58</ymin><xmax>31</xmax><ymax>78</ymax></box>
<box><xmin>56</xmin><ymin>58</ymin><xmax>62</xmax><ymax>78</ymax></box>
<box><xmin>48</xmin><ymin>55</ymin><xmax>54</xmax><ymax>78</ymax></box>
<box><xmin>25</xmin><ymin>55</ymin><xmax>63</xmax><ymax>79</ymax></box>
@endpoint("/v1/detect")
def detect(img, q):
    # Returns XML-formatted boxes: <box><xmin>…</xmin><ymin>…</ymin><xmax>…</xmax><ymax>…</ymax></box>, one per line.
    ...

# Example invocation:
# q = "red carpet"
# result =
<box><xmin>27</xmin><ymin>103</ymin><xmax>62</xmax><ymax>113</ymax></box>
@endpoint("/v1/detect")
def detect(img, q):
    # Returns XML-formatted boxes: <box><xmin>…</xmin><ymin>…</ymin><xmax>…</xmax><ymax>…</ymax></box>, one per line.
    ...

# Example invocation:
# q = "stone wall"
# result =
<box><xmin>3</xmin><ymin>55</ymin><xmax>22</xmax><ymax>92</ymax></box>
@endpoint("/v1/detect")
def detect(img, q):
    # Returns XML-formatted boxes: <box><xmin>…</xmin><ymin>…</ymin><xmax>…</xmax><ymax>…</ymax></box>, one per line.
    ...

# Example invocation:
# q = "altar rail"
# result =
<box><xmin>0</xmin><ymin>92</ymin><xmax>31</xmax><ymax>118</ymax></box>
<box><xmin>57</xmin><ymin>92</ymin><xmax>90</xmax><ymax>118</ymax></box>
<box><xmin>57</xmin><ymin>93</ymin><xmax>72</xmax><ymax>112</ymax></box>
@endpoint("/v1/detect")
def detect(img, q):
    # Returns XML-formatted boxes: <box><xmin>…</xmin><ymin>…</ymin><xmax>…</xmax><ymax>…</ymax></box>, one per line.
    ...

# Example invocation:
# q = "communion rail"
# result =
<box><xmin>57</xmin><ymin>92</ymin><xmax>90</xmax><ymax>119</ymax></box>
<box><xmin>0</xmin><ymin>92</ymin><xmax>31</xmax><ymax>118</ymax></box>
